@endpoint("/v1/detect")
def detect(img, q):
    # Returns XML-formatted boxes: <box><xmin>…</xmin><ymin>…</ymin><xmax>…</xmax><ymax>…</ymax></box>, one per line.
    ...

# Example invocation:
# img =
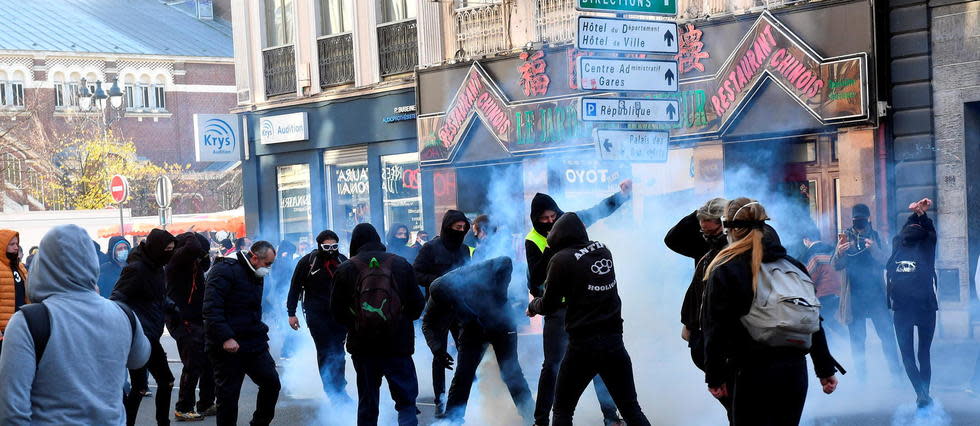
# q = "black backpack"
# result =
<box><xmin>20</xmin><ymin>301</ymin><xmax>138</xmax><ymax>367</ymax></box>
<box><xmin>885</xmin><ymin>244</ymin><xmax>936</xmax><ymax>309</ymax></box>
<box><xmin>350</xmin><ymin>256</ymin><xmax>402</xmax><ymax>336</ymax></box>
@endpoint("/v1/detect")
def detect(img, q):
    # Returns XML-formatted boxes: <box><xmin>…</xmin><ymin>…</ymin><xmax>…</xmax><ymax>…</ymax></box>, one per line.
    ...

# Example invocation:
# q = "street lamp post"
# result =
<box><xmin>77</xmin><ymin>77</ymin><xmax>126</xmax><ymax>132</ymax></box>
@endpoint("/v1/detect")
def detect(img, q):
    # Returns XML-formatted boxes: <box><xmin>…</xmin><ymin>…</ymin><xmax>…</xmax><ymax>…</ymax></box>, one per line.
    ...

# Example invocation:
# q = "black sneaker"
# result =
<box><xmin>198</xmin><ymin>405</ymin><xmax>217</xmax><ymax>417</ymax></box>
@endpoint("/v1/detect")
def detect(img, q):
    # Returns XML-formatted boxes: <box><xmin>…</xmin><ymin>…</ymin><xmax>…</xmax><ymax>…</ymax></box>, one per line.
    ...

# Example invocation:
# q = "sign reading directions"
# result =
<box><xmin>595</xmin><ymin>129</ymin><xmax>669</xmax><ymax>162</ymax></box>
<box><xmin>577</xmin><ymin>0</ymin><xmax>677</xmax><ymax>16</ymax></box>
<box><xmin>579</xmin><ymin>97</ymin><xmax>679</xmax><ymax>122</ymax></box>
<box><xmin>577</xmin><ymin>16</ymin><xmax>677</xmax><ymax>54</ymax></box>
<box><xmin>578</xmin><ymin>57</ymin><xmax>678</xmax><ymax>92</ymax></box>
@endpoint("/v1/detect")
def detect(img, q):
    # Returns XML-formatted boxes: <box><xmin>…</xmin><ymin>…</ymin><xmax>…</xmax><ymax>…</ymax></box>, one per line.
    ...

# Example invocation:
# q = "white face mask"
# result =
<box><xmin>255</xmin><ymin>267</ymin><xmax>271</xmax><ymax>278</ymax></box>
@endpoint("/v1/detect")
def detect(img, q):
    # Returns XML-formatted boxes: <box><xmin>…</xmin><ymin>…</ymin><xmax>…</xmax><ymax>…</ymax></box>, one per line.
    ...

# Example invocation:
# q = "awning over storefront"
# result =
<box><xmin>97</xmin><ymin>207</ymin><xmax>245</xmax><ymax>238</ymax></box>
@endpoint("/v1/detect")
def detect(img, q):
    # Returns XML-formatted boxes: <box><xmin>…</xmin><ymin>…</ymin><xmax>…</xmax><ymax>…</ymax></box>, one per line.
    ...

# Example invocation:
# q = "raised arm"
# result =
<box><xmin>576</xmin><ymin>190</ymin><xmax>630</xmax><ymax>229</ymax></box>
<box><xmin>665</xmin><ymin>211</ymin><xmax>709</xmax><ymax>260</ymax></box>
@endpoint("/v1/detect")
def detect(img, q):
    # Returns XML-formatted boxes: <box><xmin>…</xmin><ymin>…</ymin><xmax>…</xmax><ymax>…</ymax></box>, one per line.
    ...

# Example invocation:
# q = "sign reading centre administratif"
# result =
<box><xmin>193</xmin><ymin>114</ymin><xmax>242</xmax><ymax>162</ymax></box>
<box><xmin>578</xmin><ymin>57</ymin><xmax>678</xmax><ymax>92</ymax></box>
<box><xmin>577</xmin><ymin>0</ymin><xmax>677</xmax><ymax>16</ymax></box>
<box><xmin>595</xmin><ymin>129</ymin><xmax>669</xmax><ymax>162</ymax></box>
<box><xmin>577</xmin><ymin>16</ymin><xmax>677</xmax><ymax>54</ymax></box>
<box><xmin>260</xmin><ymin>112</ymin><xmax>309</xmax><ymax>144</ymax></box>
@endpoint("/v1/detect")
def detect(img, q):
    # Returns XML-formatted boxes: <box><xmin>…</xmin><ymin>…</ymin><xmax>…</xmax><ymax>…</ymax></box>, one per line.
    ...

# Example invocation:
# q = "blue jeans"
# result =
<box><xmin>351</xmin><ymin>354</ymin><xmax>419</xmax><ymax>426</ymax></box>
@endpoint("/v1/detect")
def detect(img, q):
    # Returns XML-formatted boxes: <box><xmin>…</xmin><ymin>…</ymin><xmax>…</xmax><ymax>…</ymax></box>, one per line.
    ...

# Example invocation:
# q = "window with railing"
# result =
<box><xmin>318</xmin><ymin>0</ymin><xmax>355</xmax><ymax>87</ymax></box>
<box><xmin>377</xmin><ymin>20</ymin><xmax>418</xmax><ymax>76</ymax></box>
<box><xmin>376</xmin><ymin>0</ymin><xmax>416</xmax><ymax>23</ymax></box>
<box><xmin>263</xmin><ymin>45</ymin><xmax>296</xmax><ymax>96</ymax></box>
<box><xmin>534</xmin><ymin>0</ymin><xmax>577</xmax><ymax>44</ymax></box>
<box><xmin>454</xmin><ymin>2</ymin><xmax>509</xmax><ymax>58</ymax></box>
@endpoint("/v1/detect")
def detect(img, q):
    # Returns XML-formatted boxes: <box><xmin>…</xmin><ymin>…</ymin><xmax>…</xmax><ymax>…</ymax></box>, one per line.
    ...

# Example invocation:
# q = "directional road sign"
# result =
<box><xmin>579</xmin><ymin>97</ymin><xmax>679</xmax><ymax>123</ymax></box>
<box><xmin>576</xmin><ymin>16</ymin><xmax>678</xmax><ymax>54</ymax></box>
<box><xmin>578</xmin><ymin>57</ymin><xmax>678</xmax><ymax>92</ymax></box>
<box><xmin>110</xmin><ymin>175</ymin><xmax>129</xmax><ymax>204</ymax></box>
<box><xmin>595</xmin><ymin>129</ymin><xmax>669</xmax><ymax>162</ymax></box>
<box><xmin>155</xmin><ymin>175</ymin><xmax>173</xmax><ymax>208</ymax></box>
<box><xmin>576</xmin><ymin>0</ymin><xmax>677</xmax><ymax>16</ymax></box>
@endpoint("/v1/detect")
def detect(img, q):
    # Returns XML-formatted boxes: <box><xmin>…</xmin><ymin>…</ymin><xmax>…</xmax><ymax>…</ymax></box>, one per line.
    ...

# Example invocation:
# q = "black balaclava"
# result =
<box><xmin>316</xmin><ymin>230</ymin><xmax>341</xmax><ymax>259</ymax></box>
<box><xmin>387</xmin><ymin>224</ymin><xmax>410</xmax><ymax>248</ymax></box>
<box><xmin>440</xmin><ymin>210</ymin><xmax>470</xmax><ymax>251</ymax></box>
<box><xmin>194</xmin><ymin>233</ymin><xmax>212</xmax><ymax>271</ymax></box>
<box><xmin>144</xmin><ymin>228</ymin><xmax>177</xmax><ymax>266</ymax></box>
<box><xmin>851</xmin><ymin>204</ymin><xmax>872</xmax><ymax>231</ymax></box>
<box><xmin>349</xmin><ymin>224</ymin><xmax>383</xmax><ymax>257</ymax></box>
<box><xmin>530</xmin><ymin>193</ymin><xmax>564</xmax><ymax>237</ymax></box>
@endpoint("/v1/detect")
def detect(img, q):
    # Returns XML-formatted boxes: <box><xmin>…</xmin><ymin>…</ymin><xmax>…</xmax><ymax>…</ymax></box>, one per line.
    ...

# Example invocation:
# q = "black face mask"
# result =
<box><xmin>702</xmin><ymin>232</ymin><xmax>726</xmax><ymax>247</ymax></box>
<box><xmin>852</xmin><ymin>218</ymin><xmax>869</xmax><ymax>230</ymax></box>
<box><xmin>442</xmin><ymin>229</ymin><xmax>468</xmax><ymax>250</ymax></box>
<box><xmin>391</xmin><ymin>236</ymin><xmax>409</xmax><ymax>247</ymax></box>
<box><xmin>534</xmin><ymin>221</ymin><xmax>555</xmax><ymax>237</ymax></box>
<box><xmin>7</xmin><ymin>252</ymin><xmax>19</xmax><ymax>266</ymax></box>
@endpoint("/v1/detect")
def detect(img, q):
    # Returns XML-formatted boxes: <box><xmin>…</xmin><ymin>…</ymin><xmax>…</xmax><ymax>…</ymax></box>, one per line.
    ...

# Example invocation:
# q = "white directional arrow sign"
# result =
<box><xmin>576</xmin><ymin>16</ymin><xmax>678</xmax><ymax>54</ymax></box>
<box><xmin>577</xmin><ymin>57</ymin><xmax>678</xmax><ymax>92</ymax></box>
<box><xmin>579</xmin><ymin>97</ymin><xmax>680</xmax><ymax>123</ymax></box>
<box><xmin>595</xmin><ymin>129</ymin><xmax>670</xmax><ymax>163</ymax></box>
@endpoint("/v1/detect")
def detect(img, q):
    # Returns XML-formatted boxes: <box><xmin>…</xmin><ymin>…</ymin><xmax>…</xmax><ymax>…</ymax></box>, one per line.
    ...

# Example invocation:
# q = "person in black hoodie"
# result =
<box><xmin>526</xmin><ymin>182</ymin><xmax>631</xmax><ymax>426</ymax></box>
<box><xmin>887</xmin><ymin>198</ymin><xmax>938</xmax><ymax>408</ymax></box>
<box><xmin>166</xmin><ymin>232</ymin><xmax>216</xmax><ymax>420</ymax></box>
<box><xmin>330</xmin><ymin>223</ymin><xmax>425</xmax><ymax>426</ymax></box>
<box><xmin>423</xmin><ymin>256</ymin><xmax>535</xmax><ymax>424</ymax></box>
<box><xmin>286</xmin><ymin>230</ymin><xmax>353</xmax><ymax>404</ymax></box>
<box><xmin>703</xmin><ymin>198</ymin><xmax>841</xmax><ymax>425</ymax></box>
<box><xmin>204</xmin><ymin>241</ymin><xmax>281</xmax><ymax>426</ymax></box>
<box><xmin>111</xmin><ymin>228</ymin><xmax>178</xmax><ymax>426</ymax></box>
<box><xmin>412</xmin><ymin>210</ymin><xmax>471</xmax><ymax>413</ymax></box>
<box><xmin>99</xmin><ymin>236</ymin><xmax>132</xmax><ymax>299</ymax></box>
<box><xmin>387</xmin><ymin>223</ymin><xmax>419</xmax><ymax>264</ymax></box>
<box><xmin>528</xmin><ymin>212</ymin><xmax>650</xmax><ymax>426</ymax></box>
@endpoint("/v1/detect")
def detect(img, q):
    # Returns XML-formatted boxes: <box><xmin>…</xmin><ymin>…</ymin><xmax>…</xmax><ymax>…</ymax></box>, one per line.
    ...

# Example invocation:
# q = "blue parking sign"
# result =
<box><xmin>585</xmin><ymin>101</ymin><xmax>597</xmax><ymax>117</ymax></box>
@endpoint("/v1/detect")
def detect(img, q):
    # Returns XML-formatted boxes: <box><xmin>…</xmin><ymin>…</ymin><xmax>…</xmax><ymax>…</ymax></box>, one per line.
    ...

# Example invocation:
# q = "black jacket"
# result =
<box><xmin>166</xmin><ymin>233</ymin><xmax>211</xmax><ymax>324</ymax></box>
<box><xmin>414</xmin><ymin>210</ymin><xmax>471</xmax><ymax>288</ymax></box>
<box><xmin>886</xmin><ymin>213</ymin><xmax>938</xmax><ymax>312</ymax></box>
<box><xmin>702</xmin><ymin>226</ymin><xmax>840</xmax><ymax>388</ymax></box>
<box><xmin>423</xmin><ymin>256</ymin><xmax>517</xmax><ymax>355</ymax></box>
<box><xmin>665</xmin><ymin>211</ymin><xmax>727</xmax><ymax>331</ymax></box>
<box><xmin>525</xmin><ymin>191</ymin><xmax>629</xmax><ymax>297</ymax></box>
<box><xmin>528</xmin><ymin>213</ymin><xmax>623</xmax><ymax>339</ymax></box>
<box><xmin>330</xmin><ymin>223</ymin><xmax>424</xmax><ymax>356</ymax></box>
<box><xmin>110</xmin><ymin>241</ymin><xmax>175</xmax><ymax>341</ymax></box>
<box><xmin>203</xmin><ymin>251</ymin><xmax>271</xmax><ymax>352</ymax></box>
<box><xmin>286</xmin><ymin>250</ymin><xmax>348</xmax><ymax>316</ymax></box>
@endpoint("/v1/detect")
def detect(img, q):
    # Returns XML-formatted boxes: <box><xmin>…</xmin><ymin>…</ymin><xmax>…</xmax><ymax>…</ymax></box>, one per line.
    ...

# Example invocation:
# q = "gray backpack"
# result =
<box><xmin>740</xmin><ymin>258</ymin><xmax>821</xmax><ymax>349</ymax></box>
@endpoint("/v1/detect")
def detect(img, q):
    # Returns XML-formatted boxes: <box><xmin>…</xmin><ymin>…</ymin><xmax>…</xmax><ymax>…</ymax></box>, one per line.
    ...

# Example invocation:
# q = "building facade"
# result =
<box><xmin>234</xmin><ymin>0</ymin><xmax>422</xmax><ymax>249</ymax></box>
<box><xmin>0</xmin><ymin>0</ymin><xmax>239</xmax><ymax>214</ymax></box>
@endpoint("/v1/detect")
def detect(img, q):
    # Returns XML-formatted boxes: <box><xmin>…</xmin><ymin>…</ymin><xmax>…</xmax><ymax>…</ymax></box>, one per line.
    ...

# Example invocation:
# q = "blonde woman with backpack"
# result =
<box><xmin>702</xmin><ymin>198</ymin><xmax>843</xmax><ymax>425</ymax></box>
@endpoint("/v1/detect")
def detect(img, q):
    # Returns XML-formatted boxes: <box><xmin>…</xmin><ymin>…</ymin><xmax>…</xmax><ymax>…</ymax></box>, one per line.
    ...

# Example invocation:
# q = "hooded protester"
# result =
<box><xmin>330</xmin><ymin>223</ymin><xmax>425</xmax><ymax>426</ymax></box>
<box><xmin>98</xmin><ymin>236</ymin><xmax>132</xmax><ymax>299</ymax></box>
<box><xmin>111</xmin><ymin>228</ymin><xmax>178</xmax><ymax>426</ymax></box>
<box><xmin>528</xmin><ymin>213</ymin><xmax>651</xmax><ymax>426</ymax></box>
<box><xmin>423</xmin><ymin>256</ymin><xmax>535</xmax><ymax>424</ymax></box>
<box><xmin>703</xmin><ymin>198</ymin><xmax>841</xmax><ymax>425</ymax></box>
<box><xmin>165</xmin><ymin>232</ymin><xmax>216</xmax><ymax>420</ymax></box>
<box><xmin>387</xmin><ymin>223</ymin><xmax>419</xmax><ymax>264</ymax></box>
<box><xmin>801</xmin><ymin>226</ymin><xmax>845</xmax><ymax>337</ymax></box>
<box><xmin>24</xmin><ymin>246</ymin><xmax>38</xmax><ymax>271</ymax></box>
<box><xmin>833</xmin><ymin>203</ymin><xmax>902</xmax><ymax>381</ymax></box>
<box><xmin>526</xmin><ymin>181</ymin><xmax>632</xmax><ymax>426</ymax></box>
<box><xmin>1</xmin><ymin>229</ymin><xmax>29</xmax><ymax>352</ymax></box>
<box><xmin>94</xmin><ymin>240</ymin><xmax>111</xmax><ymax>266</ymax></box>
<box><xmin>204</xmin><ymin>241</ymin><xmax>281</xmax><ymax>426</ymax></box>
<box><xmin>411</xmin><ymin>230</ymin><xmax>429</xmax><ymax>250</ymax></box>
<box><xmin>286</xmin><ymin>230</ymin><xmax>353</xmax><ymax>404</ymax></box>
<box><xmin>413</xmin><ymin>209</ymin><xmax>471</xmax><ymax>413</ymax></box>
<box><xmin>0</xmin><ymin>225</ymin><xmax>150</xmax><ymax>425</ymax></box>
<box><xmin>886</xmin><ymin>198</ymin><xmax>938</xmax><ymax>408</ymax></box>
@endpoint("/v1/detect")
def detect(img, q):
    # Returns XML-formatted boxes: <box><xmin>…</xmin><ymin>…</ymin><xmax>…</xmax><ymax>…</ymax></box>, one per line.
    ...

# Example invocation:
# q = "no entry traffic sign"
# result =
<box><xmin>110</xmin><ymin>175</ymin><xmax>129</xmax><ymax>204</ymax></box>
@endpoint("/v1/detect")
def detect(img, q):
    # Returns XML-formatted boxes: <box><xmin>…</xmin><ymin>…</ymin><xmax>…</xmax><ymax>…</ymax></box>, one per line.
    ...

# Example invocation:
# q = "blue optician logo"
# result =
<box><xmin>261</xmin><ymin>120</ymin><xmax>274</xmax><ymax>138</ymax></box>
<box><xmin>585</xmin><ymin>101</ymin><xmax>597</xmax><ymax>117</ymax></box>
<box><xmin>202</xmin><ymin>118</ymin><xmax>236</xmax><ymax>153</ymax></box>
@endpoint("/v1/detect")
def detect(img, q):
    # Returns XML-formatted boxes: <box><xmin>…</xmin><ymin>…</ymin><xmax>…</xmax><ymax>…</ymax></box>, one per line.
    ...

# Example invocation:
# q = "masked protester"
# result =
<box><xmin>330</xmin><ymin>223</ymin><xmax>425</xmax><ymax>426</ymax></box>
<box><xmin>703</xmin><ymin>199</ymin><xmax>841</xmax><ymax>425</ymax></box>
<box><xmin>286</xmin><ymin>230</ymin><xmax>353</xmax><ymax>404</ymax></box>
<box><xmin>204</xmin><ymin>241</ymin><xmax>281</xmax><ymax>426</ymax></box>
<box><xmin>0</xmin><ymin>225</ymin><xmax>150</xmax><ymax>425</ymax></box>
<box><xmin>387</xmin><ymin>223</ymin><xmax>419</xmax><ymax>264</ymax></box>
<box><xmin>528</xmin><ymin>213</ymin><xmax>650</xmax><ymax>426</ymax></box>
<box><xmin>0</xmin><ymin>230</ymin><xmax>29</xmax><ymax>353</ymax></box>
<box><xmin>886</xmin><ymin>198</ymin><xmax>938</xmax><ymax>408</ymax></box>
<box><xmin>110</xmin><ymin>228</ymin><xmax>178</xmax><ymax>426</ymax></box>
<box><xmin>411</xmin><ymin>230</ymin><xmax>429</xmax><ymax>250</ymax></box>
<box><xmin>833</xmin><ymin>203</ymin><xmax>902</xmax><ymax>382</ymax></box>
<box><xmin>166</xmin><ymin>232</ymin><xmax>216</xmax><ymax>420</ymax></box>
<box><xmin>98</xmin><ymin>236</ymin><xmax>132</xmax><ymax>299</ymax></box>
<box><xmin>413</xmin><ymin>210</ymin><xmax>471</xmax><ymax>414</ymax></box>
<box><xmin>526</xmin><ymin>181</ymin><xmax>632</xmax><ymax>426</ymax></box>
<box><xmin>423</xmin><ymin>256</ymin><xmax>535</xmax><ymax>423</ymax></box>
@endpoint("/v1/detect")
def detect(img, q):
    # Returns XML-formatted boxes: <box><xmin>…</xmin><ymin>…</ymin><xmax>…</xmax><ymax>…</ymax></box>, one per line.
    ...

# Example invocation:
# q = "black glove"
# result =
<box><xmin>434</xmin><ymin>351</ymin><xmax>455</xmax><ymax>371</ymax></box>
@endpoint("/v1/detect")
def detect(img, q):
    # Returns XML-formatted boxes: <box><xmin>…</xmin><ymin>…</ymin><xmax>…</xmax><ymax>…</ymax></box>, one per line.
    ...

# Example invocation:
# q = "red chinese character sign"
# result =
<box><xmin>518</xmin><ymin>50</ymin><xmax>550</xmax><ymax>97</ymax></box>
<box><xmin>675</xmin><ymin>24</ymin><xmax>710</xmax><ymax>74</ymax></box>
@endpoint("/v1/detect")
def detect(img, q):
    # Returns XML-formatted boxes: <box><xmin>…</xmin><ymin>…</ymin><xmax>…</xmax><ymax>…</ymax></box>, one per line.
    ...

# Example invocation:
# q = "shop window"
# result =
<box><xmin>787</xmin><ymin>141</ymin><xmax>817</xmax><ymax>163</ymax></box>
<box><xmin>325</xmin><ymin>147</ymin><xmax>370</xmax><ymax>244</ymax></box>
<box><xmin>433</xmin><ymin>168</ymin><xmax>458</xmax><ymax>218</ymax></box>
<box><xmin>277</xmin><ymin>164</ymin><xmax>313</xmax><ymax>244</ymax></box>
<box><xmin>381</xmin><ymin>152</ymin><xmax>423</xmax><ymax>236</ymax></box>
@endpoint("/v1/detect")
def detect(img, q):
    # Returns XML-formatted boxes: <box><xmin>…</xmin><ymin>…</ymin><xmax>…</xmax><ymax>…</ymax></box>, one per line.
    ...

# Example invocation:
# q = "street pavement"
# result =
<box><xmin>137</xmin><ymin>333</ymin><xmax>980</xmax><ymax>425</ymax></box>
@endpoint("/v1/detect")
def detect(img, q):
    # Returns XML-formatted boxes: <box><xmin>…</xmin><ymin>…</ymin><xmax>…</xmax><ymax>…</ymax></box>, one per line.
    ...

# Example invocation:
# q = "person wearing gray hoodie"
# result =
<box><xmin>0</xmin><ymin>224</ymin><xmax>151</xmax><ymax>425</ymax></box>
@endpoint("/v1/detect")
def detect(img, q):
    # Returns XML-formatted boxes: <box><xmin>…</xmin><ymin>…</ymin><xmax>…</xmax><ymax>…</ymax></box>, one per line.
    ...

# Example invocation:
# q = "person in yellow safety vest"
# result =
<box><xmin>469</xmin><ymin>215</ymin><xmax>491</xmax><ymax>259</ymax></box>
<box><xmin>524</xmin><ymin>179</ymin><xmax>632</xmax><ymax>426</ymax></box>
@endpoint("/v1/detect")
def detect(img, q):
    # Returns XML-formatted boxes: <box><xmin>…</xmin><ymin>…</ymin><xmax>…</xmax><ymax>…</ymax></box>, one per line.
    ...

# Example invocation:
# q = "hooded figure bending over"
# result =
<box><xmin>422</xmin><ymin>256</ymin><xmax>535</xmax><ymax>424</ymax></box>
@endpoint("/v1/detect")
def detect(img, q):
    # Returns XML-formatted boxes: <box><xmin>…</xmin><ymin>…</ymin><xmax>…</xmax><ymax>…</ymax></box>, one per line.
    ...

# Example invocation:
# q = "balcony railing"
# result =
<box><xmin>454</xmin><ymin>3</ymin><xmax>510</xmax><ymax>58</ymax></box>
<box><xmin>378</xmin><ymin>19</ymin><xmax>419</xmax><ymax>76</ymax></box>
<box><xmin>534</xmin><ymin>0</ymin><xmax>579</xmax><ymax>44</ymax></box>
<box><xmin>263</xmin><ymin>45</ymin><xmax>295</xmax><ymax>97</ymax></box>
<box><xmin>318</xmin><ymin>33</ymin><xmax>355</xmax><ymax>88</ymax></box>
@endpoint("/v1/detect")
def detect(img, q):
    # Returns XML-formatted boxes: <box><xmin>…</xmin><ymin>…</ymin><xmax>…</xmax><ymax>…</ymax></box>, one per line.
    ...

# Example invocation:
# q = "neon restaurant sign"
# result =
<box><xmin>417</xmin><ymin>11</ymin><xmax>868</xmax><ymax>165</ymax></box>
